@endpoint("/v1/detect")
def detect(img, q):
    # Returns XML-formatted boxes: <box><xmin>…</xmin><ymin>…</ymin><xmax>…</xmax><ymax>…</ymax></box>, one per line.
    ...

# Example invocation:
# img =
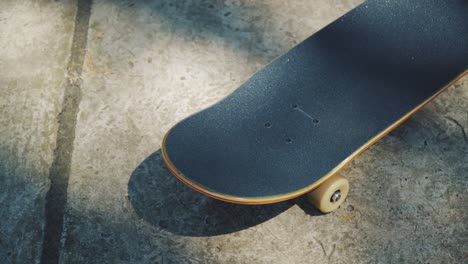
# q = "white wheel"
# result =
<box><xmin>306</xmin><ymin>173</ymin><xmax>349</xmax><ymax>213</ymax></box>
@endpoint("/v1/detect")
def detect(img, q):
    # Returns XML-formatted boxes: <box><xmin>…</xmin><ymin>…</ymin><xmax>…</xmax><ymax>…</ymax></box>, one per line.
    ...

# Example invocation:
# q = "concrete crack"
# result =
<box><xmin>446</xmin><ymin>116</ymin><xmax>467</xmax><ymax>144</ymax></box>
<box><xmin>40</xmin><ymin>0</ymin><xmax>92</xmax><ymax>263</ymax></box>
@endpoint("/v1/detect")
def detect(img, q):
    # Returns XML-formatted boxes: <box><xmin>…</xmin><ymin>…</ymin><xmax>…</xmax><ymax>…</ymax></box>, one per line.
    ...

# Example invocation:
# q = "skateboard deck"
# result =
<box><xmin>162</xmin><ymin>0</ymin><xmax>467</xmax><ymax>205</ymax></box>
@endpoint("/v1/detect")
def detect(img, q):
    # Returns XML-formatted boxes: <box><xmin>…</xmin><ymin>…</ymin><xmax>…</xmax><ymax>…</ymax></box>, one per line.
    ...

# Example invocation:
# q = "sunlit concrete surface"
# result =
<box><xmin>1</xmin><ymin>0</ymin><xmax>467</xmax><ymax>263</ymax></box>
<box><xmin>0</xmin><ymin>0</ymin><xmax>76</xmax><ymax>263</ymax></box>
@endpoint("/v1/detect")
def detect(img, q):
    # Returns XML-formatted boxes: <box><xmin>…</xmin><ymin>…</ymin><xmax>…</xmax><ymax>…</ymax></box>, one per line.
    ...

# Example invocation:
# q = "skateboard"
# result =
<box><xmin>161</xmin><ymin>0</ymin><xmax>467</xmax><ymax>213</ymax></box>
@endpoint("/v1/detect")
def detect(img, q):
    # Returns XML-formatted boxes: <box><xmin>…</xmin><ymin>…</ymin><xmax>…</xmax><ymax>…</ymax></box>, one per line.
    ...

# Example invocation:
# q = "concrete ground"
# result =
<box><xmin>0</xmin><ymin>0</ymin><xmax>466</xmax><ymax>263</ymax></box>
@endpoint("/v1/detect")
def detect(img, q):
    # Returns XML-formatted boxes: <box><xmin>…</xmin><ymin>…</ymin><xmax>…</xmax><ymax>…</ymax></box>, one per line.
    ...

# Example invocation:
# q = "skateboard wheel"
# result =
<box><xmin>306</xmin><ymin>173</ymin><xmax>349</xmax><ymax>213</ymax></box>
